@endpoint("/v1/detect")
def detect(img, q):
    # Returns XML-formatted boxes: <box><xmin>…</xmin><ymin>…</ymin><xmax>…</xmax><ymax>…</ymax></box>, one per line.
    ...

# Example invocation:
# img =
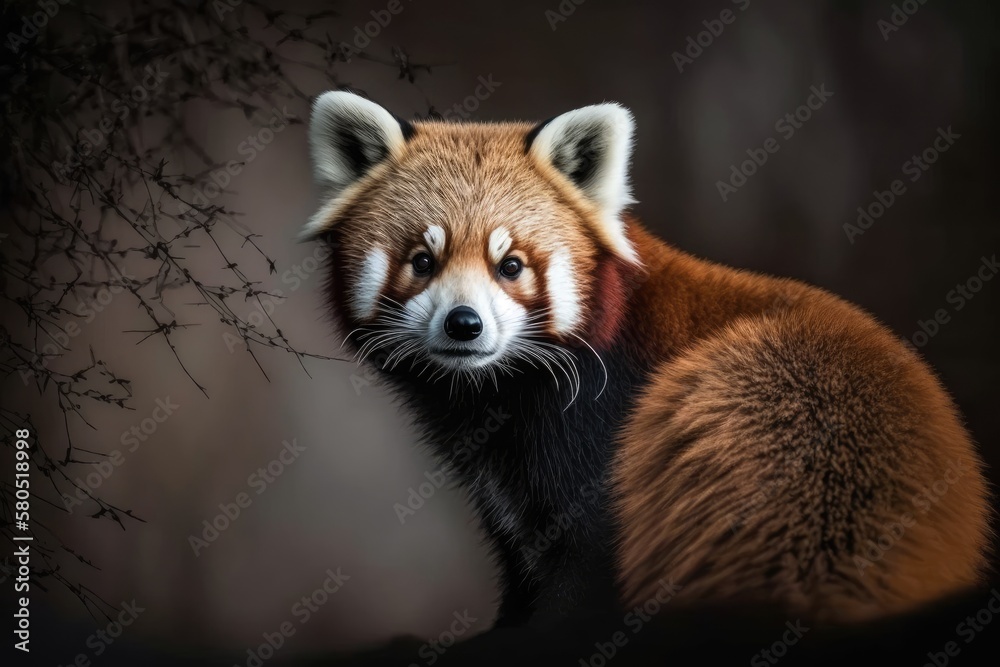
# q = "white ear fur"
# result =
<box><xmin>529</xmin><ymin>103</ymin><xmax>638</xmax><ymax>263</ymax></box>
<box><xmin>301</xmin><ymin>91</ymin><xmax>409</xmax><ymax>239</ymax></box>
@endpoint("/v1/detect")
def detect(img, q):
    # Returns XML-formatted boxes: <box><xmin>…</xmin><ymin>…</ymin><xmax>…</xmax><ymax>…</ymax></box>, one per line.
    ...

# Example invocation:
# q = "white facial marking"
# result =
<box><xmin>491</xmin><ymin>289</ymin><xmax>525</xmax><ymax>339</ymax></box>
<box><xmin>405</xmin><ymin>290</ymin><xmax>434</xmax><ymax>322</ymax></box>
<box><xmin>488</xmin><ymin>227</ymin><xmax>513</xmax><ymax>264</ymax></box>
<box><xmin>404</xmin><ymin>266</ymin><xmax>528</xmax><ymax>372</ymax></box>
<box><xmin>351</xmin><ymin>248</ymin><xmax>389</xmax><ymax>319</ymax></box>
<box><xmin>546</xmin><ymin>247</ymin><xmax>582</xmax><ymax>333</ymax></box>
<box><xmin>424</xmin><ymin>225</ymin><xmax>446</xmax><ymax>256</ymax></box>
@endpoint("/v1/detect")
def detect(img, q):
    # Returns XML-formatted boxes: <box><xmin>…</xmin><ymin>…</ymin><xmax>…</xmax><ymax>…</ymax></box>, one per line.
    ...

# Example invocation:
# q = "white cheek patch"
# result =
<box><xmin>405</xmin><ymin>290</ymin><xmax>434</xmax><ymax>321</ymax></box>
<box><xmin>424</xmin><ymin>225</ymin><xmax>446</xmax><ymax>256</ymax></box>
<box><xmin>546</xmin><ymin>247</ymin><xmax>582</xmax><ymax>334</ymax></box>
<box><xmin>350</xmin><ymin>248</ymin><xmax>389</xmax><ymax>320</ymax></box>
<box><xmin>488</xmin><ymin>227</ymin><xmax>513</xmax><ymax>264</ymax></box>
<box><xmin>492</xmin><ymin>288</ymin><xmax>526</xmax><ymax>332</ymax></box>
<box><xmin>413</xmin><ymin>270</ymin><xmax>512</xmax><ymax>349</ymax></box>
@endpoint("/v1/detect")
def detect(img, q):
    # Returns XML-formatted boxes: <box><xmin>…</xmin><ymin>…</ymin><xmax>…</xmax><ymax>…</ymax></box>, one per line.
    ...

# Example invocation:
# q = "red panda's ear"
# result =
<box><xmin>301</xmin><ymin>91</ymin><xmax>415</xmax><ymax>240</ymax></box>
<box><xmin>526</xmin><ymin>103</ymin><xmax>639</xmax><ymax>265</ymax></box>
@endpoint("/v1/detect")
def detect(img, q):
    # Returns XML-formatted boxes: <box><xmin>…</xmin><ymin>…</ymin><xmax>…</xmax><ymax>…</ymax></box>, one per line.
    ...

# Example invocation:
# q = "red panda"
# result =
<box><xmin>303</xmin><ymin>90</ymin><xmax>990</xmax><ymax>625</ymax></box>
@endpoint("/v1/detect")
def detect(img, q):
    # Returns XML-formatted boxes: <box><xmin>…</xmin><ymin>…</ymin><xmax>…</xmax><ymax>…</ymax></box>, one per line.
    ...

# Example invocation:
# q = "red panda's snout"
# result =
<box><xmin>442</xmin><ymin>306</ymin><xmax>482</xmax><ymax>342</ymax></box>
<box><xmin>399</xmin><ymin>248</ymin><xmax>533</xmax><ymax>375</ymax></box>
<box><xmin>342</xmin><ymin>226</ymin><xmax>592</xmax><ymax>392</ymax></box>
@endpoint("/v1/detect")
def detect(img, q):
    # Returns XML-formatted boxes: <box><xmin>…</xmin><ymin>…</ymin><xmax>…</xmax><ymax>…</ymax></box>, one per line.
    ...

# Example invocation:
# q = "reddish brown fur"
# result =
<box><xmin>586</xmin><ymin>253</ymin><xmax>635</xmax><ymax>349</ymax></box>
<box><xmin>316</xmin><ymin>116</ymin><xmax>991</xmax><ymax>623</ymax></box>
<box><xmin>614</xmin><ymin>224</ymin><xmax>991</xmax><ymax>622</ymax></box>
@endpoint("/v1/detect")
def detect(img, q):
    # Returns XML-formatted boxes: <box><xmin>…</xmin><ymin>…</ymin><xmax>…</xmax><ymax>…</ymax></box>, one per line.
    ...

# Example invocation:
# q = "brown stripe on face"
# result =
<box><xmin>483</xmin><ymin>230</ymin><xmax>543</xmax><ymax>314</ymax></box>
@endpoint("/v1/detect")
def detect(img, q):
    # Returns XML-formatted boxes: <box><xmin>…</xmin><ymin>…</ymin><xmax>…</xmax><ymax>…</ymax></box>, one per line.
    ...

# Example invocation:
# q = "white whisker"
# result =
<box><xmin>568</xmin><ymin>332</ymin><xmax>608</xmax><ymax>399</ymax></box>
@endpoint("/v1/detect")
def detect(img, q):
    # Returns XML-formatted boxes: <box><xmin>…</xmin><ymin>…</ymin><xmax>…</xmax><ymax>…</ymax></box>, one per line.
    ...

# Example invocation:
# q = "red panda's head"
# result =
<box><xmin>304</xmin><ymin>91</ymin><xmax>641</xmax><ymax>386</ymax></box>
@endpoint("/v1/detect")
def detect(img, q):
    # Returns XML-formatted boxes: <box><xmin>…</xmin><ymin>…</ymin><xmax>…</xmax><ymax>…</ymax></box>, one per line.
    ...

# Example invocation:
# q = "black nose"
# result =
<box><xmin>444</xmin><ymin>306</ymin><xmax>482</xmax><ymax>341</ymax></box>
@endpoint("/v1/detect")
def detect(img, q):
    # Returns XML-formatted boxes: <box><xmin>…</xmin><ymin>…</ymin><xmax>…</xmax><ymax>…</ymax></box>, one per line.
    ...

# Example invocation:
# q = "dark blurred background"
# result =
<box><xmin>1</xmin><ymin>0</ymin><xmax>998</xmax><ymax>664</ymax></box>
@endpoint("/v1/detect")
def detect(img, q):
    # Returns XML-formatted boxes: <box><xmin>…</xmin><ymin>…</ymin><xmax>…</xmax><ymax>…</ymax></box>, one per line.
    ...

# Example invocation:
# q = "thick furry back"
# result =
<box><xmin>614</xmin><ymin>295</ymin><xmax>990</xmax><ymax>622</ymax></box>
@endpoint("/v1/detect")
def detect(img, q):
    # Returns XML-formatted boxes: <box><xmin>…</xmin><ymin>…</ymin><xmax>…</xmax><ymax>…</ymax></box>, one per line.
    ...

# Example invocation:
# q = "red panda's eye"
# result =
<box><xmin>412</xmin><ymin>253</ymin><xmax>434</xmax><ymax>276</ymax></box>
<box><xmin>499</xmin><ymin>257</ymin><xmax>522</xmax><ymax>279</ymax></box>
